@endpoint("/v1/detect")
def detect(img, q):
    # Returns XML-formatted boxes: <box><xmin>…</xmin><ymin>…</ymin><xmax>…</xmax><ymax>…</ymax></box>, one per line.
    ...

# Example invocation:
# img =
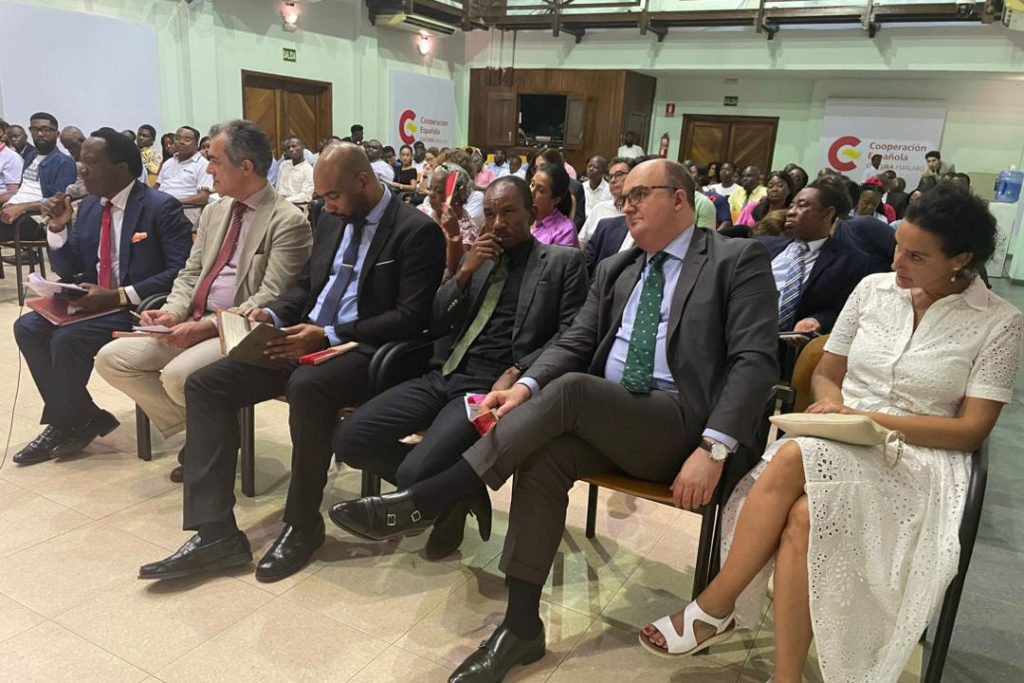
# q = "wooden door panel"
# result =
<box><xmin>242</xmin><ymin>85</ymin><xmax>280</xmax><ymax>154</ymax></box>
<box><xmin>730</xmin><ymin>122</ymin><xmax>776</xmax><ymax>172</ymax></box>
<box><xmin>242</xmin><ymin>71</ymin><xmax>332</xmax><ymax>159</ymax></box>
<box><xmin>485</xmin><ymin>90</ymin><xmax>517</xmax><ymax>148</ymax></box>
<box><xmin>283</xmin><ymin>91</ymin><xmax>319</xmax><ymax>150</ymax></box>
<box><xmin>687</xmin><ymin>122</ymin><xmax>729</xmax><ymax>164</ymax></box>
<box><xmin>564</xmin><ymin>94</ymin><xmax>587</xmax><ymax>150</ymax></box>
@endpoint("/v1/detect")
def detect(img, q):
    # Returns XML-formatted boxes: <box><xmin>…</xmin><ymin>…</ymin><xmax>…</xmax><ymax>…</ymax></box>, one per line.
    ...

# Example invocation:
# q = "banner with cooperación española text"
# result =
<box><xmin>389</xmin><ymin>71</ymin><xmax>456</xmax><ymax>150</ymax></box>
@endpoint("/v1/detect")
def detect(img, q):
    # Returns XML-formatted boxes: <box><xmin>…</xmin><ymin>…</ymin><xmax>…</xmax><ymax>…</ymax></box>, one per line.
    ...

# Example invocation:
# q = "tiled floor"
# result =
<box><xmin>0</xmin><ymin>270</ymin><xmax>1020</xmax><ymax>682</ymax></box>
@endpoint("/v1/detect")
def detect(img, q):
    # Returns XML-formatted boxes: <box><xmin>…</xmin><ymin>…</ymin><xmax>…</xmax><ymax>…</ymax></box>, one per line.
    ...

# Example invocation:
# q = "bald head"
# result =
<box><xmin>314</xmin><ymin>142</ymin><xmax>384</xmax><ymax>220</ymax></box>
<box><xmin>61</xmin><ymin>126</ymin><xmax>86</xmax><ymax>161</ymax></box>
<box><xmin>622</xmin><ymin>159</ymin><xmax>696</xmax><ymax>252</ymax></box>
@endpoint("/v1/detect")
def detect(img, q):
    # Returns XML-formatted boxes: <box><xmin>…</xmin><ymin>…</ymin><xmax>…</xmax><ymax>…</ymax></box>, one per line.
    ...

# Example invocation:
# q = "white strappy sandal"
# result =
<box><xmin>638</xmin><ymin>600</ymin><xmax>736</xmax><ymax>658</ymax></box>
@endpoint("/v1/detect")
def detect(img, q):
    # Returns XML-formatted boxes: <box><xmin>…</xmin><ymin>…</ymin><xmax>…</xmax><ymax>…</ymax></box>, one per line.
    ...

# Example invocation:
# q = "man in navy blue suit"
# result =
<box><xmin>759</xmin><ymin>178</ymin><xmax>871</xmax><ymax>337</ymax></box>
<box><xmin>582</xmin><ymin>214</ymin><xmax>629</xmax><ymax>274</ymax></box>
<box><xmin>12</xmin><ymin>128</ymin><xmax>192</xmax><ymax>465</ymax></box>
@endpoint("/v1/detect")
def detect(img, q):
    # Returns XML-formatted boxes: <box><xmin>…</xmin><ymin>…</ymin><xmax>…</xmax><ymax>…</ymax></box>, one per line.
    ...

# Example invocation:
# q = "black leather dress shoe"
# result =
<box><xmin>328</xmin><ymin>490</ymin><xmax>435</xmax><ymax>541</ymax></box>
<box><xmin>138</xmin><ymin>531</ymin><xmax>252</xmax><ymax>580</ymax></box>
<box><xmin>426</xmin><ymin>488</ymin><xmax>493</xmax><ymax>560</ymax></box>
<box><xmin>13</xmin><ymin>426</ymin><xmax>67</xmax><ymax>465</ymax></box>
<box><xmin>52</xmin><ymin>410</ymin><xmax>120</xmax><ymax>459</ymax></box>
<box><xmin>169</xmin><ymin>466</ymin><xmax>184</xmax><ymax>483</ymax></box>
<box><xmin>255</xmin><ymin>518</ymin><xmax>325</xmax><ymax>583</ymax></box>
<box><xmin>448</xmin><ymin>621</ymin><xmax>546</xmax><ymax>683</ymax></box>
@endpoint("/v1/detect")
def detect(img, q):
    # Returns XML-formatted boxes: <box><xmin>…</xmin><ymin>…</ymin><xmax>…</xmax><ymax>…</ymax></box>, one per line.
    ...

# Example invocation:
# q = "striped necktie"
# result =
<box><xmin>778</xmin><ymin>241</ymin><xmax>810</xmax><ymax>330</ymax></box>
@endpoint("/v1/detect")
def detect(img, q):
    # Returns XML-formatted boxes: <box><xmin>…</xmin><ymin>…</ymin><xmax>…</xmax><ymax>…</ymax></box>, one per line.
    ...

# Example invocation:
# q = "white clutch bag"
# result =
<box><xmin>769</xmin><ymin>413</ymin><xmax>905</xmax><ymax>466</ymax></box>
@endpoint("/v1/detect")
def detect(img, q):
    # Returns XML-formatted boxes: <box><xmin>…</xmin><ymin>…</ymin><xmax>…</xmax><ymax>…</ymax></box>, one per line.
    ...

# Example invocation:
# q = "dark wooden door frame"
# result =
<box><xmin>679</xmin><ymin>113</ymin><xmax>779</xmax><ymax>169</ymax></box>
<box><xmin>240</xmin><ymin>70</ymin><xmax>333</xmax><ymax>155</ymax></box>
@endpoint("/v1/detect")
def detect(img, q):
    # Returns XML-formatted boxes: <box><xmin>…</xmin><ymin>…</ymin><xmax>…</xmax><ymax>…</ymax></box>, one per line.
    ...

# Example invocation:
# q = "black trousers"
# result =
<box><xmin>13</xmin><ymin>310</ymin><xmax>133</xmax><ymax>430</ymax></box>
<box><xmin>462</xmin><ymin>372</ymin><xmax>696</xmax><ymax>586</ymax></box>
<box><xmin>333</xmin><ymin>366</ymin><xmax>500</xmax><ymax>489</ymax></box>
<box><xmin>181</xmin><ymin>351</ymin><xmax>371</xmax><ymax>531</ymax></box>
<box><xmin>0</xmin><ymin>214</ymin><xmax>45</xmax><ymax>242</ymax></box>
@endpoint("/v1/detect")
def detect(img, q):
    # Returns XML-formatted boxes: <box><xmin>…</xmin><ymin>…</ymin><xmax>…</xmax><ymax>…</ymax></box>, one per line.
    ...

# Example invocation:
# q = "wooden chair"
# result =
<box><xmin>788</xmin><ymin>334</ymin><xmax>829</xmax><ymax>412</ymax></box>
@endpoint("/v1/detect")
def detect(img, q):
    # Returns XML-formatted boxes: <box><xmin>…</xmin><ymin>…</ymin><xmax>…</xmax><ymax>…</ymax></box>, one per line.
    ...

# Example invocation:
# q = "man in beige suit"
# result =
<box><xmin>96</xmin><ymin>120</ymin><xmax>312</xmax><ymax>481</ymax></box>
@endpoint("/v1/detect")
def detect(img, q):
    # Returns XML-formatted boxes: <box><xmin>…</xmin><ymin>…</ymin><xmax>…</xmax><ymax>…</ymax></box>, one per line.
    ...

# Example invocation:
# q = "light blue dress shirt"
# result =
<box><xmin>268</xmin><ymin>186</ymin><xmax>390</xmax><ymax>346</ymax></box>
<box><xmin>521</xmin><ymin>226</ymin><xmax>738</xmax><ymax>452</ymax></box>
<box><xmin>770</xmin><ymin>237</ymin><xmax>827</xmax><ymax>294</ymax></box>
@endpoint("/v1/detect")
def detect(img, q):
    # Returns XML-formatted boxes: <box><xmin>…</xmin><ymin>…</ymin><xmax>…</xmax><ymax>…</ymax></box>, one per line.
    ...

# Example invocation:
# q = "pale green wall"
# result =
<box><xmin>3</xmin><ymin>0</ymin><xmax>469</xmax><ymax>144</ymax></box>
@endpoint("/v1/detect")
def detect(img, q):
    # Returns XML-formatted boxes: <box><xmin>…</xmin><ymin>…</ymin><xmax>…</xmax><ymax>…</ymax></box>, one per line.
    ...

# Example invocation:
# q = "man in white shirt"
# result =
<box><xmin>861</xmin><ymin>153</ymin><xmax>883</xmax><ymax>182</ymax></box>
<box><xmin>0</xmin><ymin>119</ymin><xmax>23</xmax><ymax>204</ymax></box>
<box><xmin>509</xmin><ymin>154</ymin><xmax>526</xmax><ymax>179</ymax></box>
<box><xmin>275</xmin><ymin>136</ymin><xmax>315</xmax><ymax>205</ymax></box>
<box><xmin>364</xmin><ymin>139</ymin><xmax>395</xmax><ymax>183</ymax></box>
<box><xmin>582</xmin><ymin>155</ymin><xmax>612</xmax><ymax>214</ymax></box>
<box><xmin>579</xmin><ymin>157</ymin><xmax>631</xmax><ymax>245</ymax></box>
<box><xmin>707</xmin><ymin>161</ymin><xmax>739</xmax><ymax>198</ymax></box>
<box><xmin>413</xmin><ymin>141</ymin><xmax>428</xmax><ymax>174</ymax></box>
<box><xmin>156</xmin><ymin>126</ymin><xmax>213</xmax><ymax>208</ymax></box>
<box><xmin>488</xmin><ymin>149</ymin><xmax>510</xmax><ymax>178</ymax></box>
<box><xmin>616</xmin><ymin>131</ymin><xmax>645</xmax><ymax>159</ymax></box>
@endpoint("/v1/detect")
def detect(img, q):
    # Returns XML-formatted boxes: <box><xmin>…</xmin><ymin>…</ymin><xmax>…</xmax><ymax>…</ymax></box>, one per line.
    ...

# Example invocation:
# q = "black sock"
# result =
<box><xmin>505</xmin><ymin>576</ymin><xmax>544</xmax><ymax>639</ymax></box>
<box><xmin>408</xmin><ymin>459</ymin><xmax>482</xmax><ymax>520</ymax></box>
<box><xmin>197</xmin><ymin>521</ymin><xmax>238</xmax><ymax>543</ymax></box>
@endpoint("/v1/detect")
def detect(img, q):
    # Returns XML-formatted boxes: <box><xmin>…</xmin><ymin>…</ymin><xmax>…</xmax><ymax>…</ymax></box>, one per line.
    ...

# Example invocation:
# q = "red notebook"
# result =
<box><xmin>27</xmin><ymin>296</ymin><xmax>125</xmax><ymax>327</ymax></box>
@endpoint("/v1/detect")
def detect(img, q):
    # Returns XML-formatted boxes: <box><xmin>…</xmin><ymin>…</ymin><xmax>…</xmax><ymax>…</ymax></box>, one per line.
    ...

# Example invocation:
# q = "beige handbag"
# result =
<box><xmin>769</xmin><ymin>413</ymin><xmax>905</xmax><ymax>466</ymax></box>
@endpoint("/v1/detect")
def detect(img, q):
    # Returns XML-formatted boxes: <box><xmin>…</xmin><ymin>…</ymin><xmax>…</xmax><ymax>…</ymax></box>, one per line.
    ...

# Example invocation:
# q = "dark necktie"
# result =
<box><xmin>620</xmin><ymin>252</ymin><xmax>668</xmax><ymax>394</ymax></box>
<box><xmin>314</xmin><ymin>220</ymin><xmax>366</xmax><ymax>327</ymax></box>
<box><xmin>442</xmin><ymin>260</ymin><xmax>508</xmax><ymax>376</ymax></box>
<box><xmin>98</xmin><ymin>202</ymin><xmax>114</xmax><ymax>289</ymax></box>
<box><xmin>191</xmin><ymin>201</ymin><xmax>247</xmax><ymax>320</ymax></box>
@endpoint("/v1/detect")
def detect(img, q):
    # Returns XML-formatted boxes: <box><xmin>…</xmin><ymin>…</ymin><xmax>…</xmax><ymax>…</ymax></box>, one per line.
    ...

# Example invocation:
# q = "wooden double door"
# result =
<box><xmin>241</xmin><ymin>71</ymin><xmax>332</xmax><ymax>158</ymax></box>
<box><xmin>679</xmin><ymin>115</ymin><xmax>779</xmax><ymax>172</ymax></box>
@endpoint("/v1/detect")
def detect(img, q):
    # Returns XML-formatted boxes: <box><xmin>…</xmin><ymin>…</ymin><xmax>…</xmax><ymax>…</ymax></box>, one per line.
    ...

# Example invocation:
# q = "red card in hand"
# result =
<box><xmin>472</xmin><ymin>410</ymin><xmax>499</xmax><ymax>436</ymax></box>
<box><xmin>444</xmin><ymin>172</ymin><xmax>458</xmax><ymax>205</ymax></box>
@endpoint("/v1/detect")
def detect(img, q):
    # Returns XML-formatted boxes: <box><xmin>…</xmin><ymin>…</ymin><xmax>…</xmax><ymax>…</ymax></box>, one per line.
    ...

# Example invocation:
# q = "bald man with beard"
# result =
<box><xmin>139</xmin><ymin>142</ymin><xmax>447</xmax><ymax>582</ymax></box>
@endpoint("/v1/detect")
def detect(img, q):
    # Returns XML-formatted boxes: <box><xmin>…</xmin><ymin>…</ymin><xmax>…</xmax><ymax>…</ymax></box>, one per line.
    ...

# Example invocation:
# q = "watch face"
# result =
<box><xmin>710</xmin><ymin>444</ymin><xmax>729</xmax><ymax>462</ymax></box>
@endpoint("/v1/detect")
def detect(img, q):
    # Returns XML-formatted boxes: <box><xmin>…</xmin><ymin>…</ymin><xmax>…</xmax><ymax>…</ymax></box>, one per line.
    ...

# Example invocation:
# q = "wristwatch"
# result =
<box><xmin>117</xmin><ymin>287</ymin><xmax>129</xmax><ymax>306</ymax></box>
<box><xmin>699</xmin><ymin>438</ymin><xmax>731</xmax><ymax>463</ymax></box>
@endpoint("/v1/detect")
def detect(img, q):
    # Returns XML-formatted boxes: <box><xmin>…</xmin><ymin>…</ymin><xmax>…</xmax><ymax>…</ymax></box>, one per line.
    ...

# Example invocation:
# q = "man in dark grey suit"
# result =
<box><xmin>333</xmin><ymin>176</ymin><xmax>589</xmax><ymax>560</ymax></box>
<box><xmin>329</xmin><ymin>160</ymin><xmax>779</xmax><ymax>683</ymax></box>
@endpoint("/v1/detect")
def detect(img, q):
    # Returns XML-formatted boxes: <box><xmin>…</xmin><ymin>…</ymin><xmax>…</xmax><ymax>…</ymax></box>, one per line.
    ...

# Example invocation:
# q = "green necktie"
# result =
<box><xmin>442</xmin><ymin>261</ymin><xmax>509</xmax><ymax>376</ymax></box>
<box><xmin>620</xmin><ymin>252</ymin><xmax>668</xmax><ymax>394</ymax></box>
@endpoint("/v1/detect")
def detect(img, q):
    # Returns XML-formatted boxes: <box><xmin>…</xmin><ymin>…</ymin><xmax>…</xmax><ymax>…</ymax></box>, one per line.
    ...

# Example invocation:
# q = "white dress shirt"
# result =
<box><xmin>275</xmin><ymin>159</ymin><xmax>314</xmax><ymax>204</ymax></box>
<box><xmin>48</xmin><ymin>180</ymin><xmax>141</xmax><ymax>304</ymax></box>
<box><xmin>583</xmin><ymin>178</ymin><xmax>613</xmax><ymax>214</ymax></box>
<box><xmin>157</xmin><ymin>152</ymin><xmax>213</xmax><ymax>202</ymax></box>
<box><xmin>616</xmin><ymin>144</ymin><xmax>645</xmax><ymax>159</ymax></box>
<box><xmin>371</xmin><ymin>159</ymin><xmax>395</xmax><ymax>183</ymax></box>
<box><xmin>579</xmin><ymin>200</ymin><xmax>622</xmax><ymax>243</ymax></box>
<box><xmin>0</xmin><ymin>145</ymin><xmax>24</xmax><ymax>186</ymax></box>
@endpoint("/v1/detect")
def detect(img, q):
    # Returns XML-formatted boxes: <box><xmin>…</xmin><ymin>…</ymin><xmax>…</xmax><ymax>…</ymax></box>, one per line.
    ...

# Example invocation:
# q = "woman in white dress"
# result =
<box><xmin>639</xmin><ymin>183</ymin><xmax>1023</xmax><ymax>682</ymax></box>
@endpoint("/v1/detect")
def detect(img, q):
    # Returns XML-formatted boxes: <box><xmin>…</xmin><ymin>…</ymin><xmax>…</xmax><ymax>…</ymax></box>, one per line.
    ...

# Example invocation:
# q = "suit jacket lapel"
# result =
<box><xmin>118</xmin><ymin>182</ymin><xmax>144</xmax><ymax>281</ymax></box>
<box><xmin>802</xmin><ymin>238</ymin><xmax>838</xmax><ymax>294</ymax></box>
<box><xmin>235</xmin><ymin>186</ymin><xmax>277</xmax><ymax>286</ymax></box>
<box><xmin>611</xmin><ymin>248</ymin><xmax>644</xmax><ymax>329</ymax></box>
<box><xmin>357</xmin><ymin>194</ymin><xmax>399</xmax><ymax>295</ymax></box>
<box><xmin>668</xmin><ymin>228</ymin><xmax>709</xmax><ymax>338</ymax></box>
<box><xmin>512</xmin><ymin>241</ymin><xmax>547</xmax><ymax>338</ymax></box>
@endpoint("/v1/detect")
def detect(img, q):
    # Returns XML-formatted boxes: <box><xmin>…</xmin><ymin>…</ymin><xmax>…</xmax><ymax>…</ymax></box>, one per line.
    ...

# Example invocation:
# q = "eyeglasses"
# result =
<box><xmin>28</xmin><ymin>126</ymin><xmax>57</xmax><ymax>135</ymax></box>
<box><xmin>609</xmin><ymin>171</ymin><xmax>629</xmax><ymax>181</ymax></box>
<box><xmin>623</xmin><ymin>185</ymin><xmax>681</xmax><ymax>207</ymax></box>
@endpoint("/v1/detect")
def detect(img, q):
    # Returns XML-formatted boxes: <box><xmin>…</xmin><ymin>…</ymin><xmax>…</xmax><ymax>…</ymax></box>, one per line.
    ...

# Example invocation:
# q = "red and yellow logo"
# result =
<box><xmin>827</xmin><ymin>135</ymin><xmax>862</xmax><ymax>173</ymax></box>
<box><xmin>399</xmin><ymin>109</ymin><xmax>418</xmax><ymax>145</ymax></box>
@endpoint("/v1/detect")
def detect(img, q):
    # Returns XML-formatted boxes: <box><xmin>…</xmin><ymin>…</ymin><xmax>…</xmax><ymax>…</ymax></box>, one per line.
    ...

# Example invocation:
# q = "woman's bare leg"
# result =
<box><xmin>772</xmin><ymin>495</ymin><xmax>813</xmax><ymax>683</ymax></box>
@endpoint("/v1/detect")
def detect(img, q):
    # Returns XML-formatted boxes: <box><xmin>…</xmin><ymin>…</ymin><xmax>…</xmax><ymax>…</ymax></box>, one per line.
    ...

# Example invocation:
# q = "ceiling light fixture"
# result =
<box><xmin>282</xmin><ymin>1</ymin><xmax>299</xmax><ymax>32</ymax></box>
<box><xmin>418</xmin><ymin>32</ymin><xmax>431</xmax><ymax>56</ymax></box>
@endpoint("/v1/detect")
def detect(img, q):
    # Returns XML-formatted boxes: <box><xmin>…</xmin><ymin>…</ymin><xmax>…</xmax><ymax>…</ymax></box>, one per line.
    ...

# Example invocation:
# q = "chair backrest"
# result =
<box><xmin>790</xmin><ymin>334</ymin><xmax>829</xmax><ymax>412</ymax></box>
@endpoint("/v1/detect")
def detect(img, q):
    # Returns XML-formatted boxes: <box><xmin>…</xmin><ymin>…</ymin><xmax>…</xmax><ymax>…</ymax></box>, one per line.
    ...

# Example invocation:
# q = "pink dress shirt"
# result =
<box><xmin>532</xmin><ymin>209</ymin><xmax>579</xmax><ymax>248</ymax></box>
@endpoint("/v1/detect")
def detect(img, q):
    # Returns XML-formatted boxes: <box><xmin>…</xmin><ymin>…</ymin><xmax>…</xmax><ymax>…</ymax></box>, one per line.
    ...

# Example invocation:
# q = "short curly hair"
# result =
<box><xmin>904</xmin><ymin>184</ymin><xmax>996</xmax><ymax>270</ymax></box>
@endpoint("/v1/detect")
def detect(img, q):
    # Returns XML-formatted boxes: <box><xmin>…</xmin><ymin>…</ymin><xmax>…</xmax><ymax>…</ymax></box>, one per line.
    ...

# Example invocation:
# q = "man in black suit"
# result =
<box><xmin>330</xmin><ymin>160</ymin><xmax>780</xmax><ymax>682</ymax></box>
<box><xmin>583</xmin><ymin>214</ymin><xmax>628</xmax><ymax>274</ymax></box>
<box><xmin>759</xmin><ymin>179</ymin><xmax>871</xmax><ymax>337</ymax></box>
<box><xmin>333</xmin><ymin>176</ymin><xmax>589</xmax><ymax>560</ymax></box>
<box><xmin>12</xmin><ymin>128</ymin><xmax>192</xmax><ymax>465</ymax></box>
<box><xmin>138</xmin><ymin>143</ymin><xmax>446</xmax><ymax>582</ymax></box>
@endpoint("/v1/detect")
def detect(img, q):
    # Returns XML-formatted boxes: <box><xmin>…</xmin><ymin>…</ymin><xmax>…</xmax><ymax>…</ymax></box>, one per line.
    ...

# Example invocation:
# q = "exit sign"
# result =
<box><xmin>723</xmin><ymin>96</ymin><xmax>739</xmax><ymax>107</ymax></box>
<box><xmin>282</xmin><ymin>48</ymin><xmax>297</xmax><ymax>62</ymax></box>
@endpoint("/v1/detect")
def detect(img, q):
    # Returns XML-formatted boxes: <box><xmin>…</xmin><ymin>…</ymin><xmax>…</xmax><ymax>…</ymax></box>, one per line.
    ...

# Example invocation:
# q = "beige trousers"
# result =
<box><xmin>95</xmin><ymin>336</ymin><xmax>224</xmax><ymax>437</ymax></box>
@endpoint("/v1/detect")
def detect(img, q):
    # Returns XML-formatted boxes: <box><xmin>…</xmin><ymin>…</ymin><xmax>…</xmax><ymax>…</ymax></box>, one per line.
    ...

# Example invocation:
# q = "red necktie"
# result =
<box><xmin>191</xmin><ymin>201</ymin><xmax>247</xmax><ymax>320</ymax></box>
<box><xmin>98</xmin><ymin>202</ymin><xmax>114</xmax><ymax>289</ymax></box>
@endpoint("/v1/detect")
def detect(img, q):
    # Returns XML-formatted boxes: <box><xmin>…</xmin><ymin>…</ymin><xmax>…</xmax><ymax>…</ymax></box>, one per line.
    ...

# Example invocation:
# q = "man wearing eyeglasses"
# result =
<box><xmin>0</xmin><ymin>112</ymin><xmax>78</xmax><ymax>242</ymax></box>
<box><xmin>328</xmin><ymin>159</ymin><xmax>781</xmax><ymax>683</ymax></box>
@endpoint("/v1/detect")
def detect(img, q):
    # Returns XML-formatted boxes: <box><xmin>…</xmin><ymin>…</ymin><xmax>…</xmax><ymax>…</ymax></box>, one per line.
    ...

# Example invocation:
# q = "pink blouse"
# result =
<box><xmin>532</xmin><ymin>210</ymin><xmax>579</xmax><ymax>248</ymax></box>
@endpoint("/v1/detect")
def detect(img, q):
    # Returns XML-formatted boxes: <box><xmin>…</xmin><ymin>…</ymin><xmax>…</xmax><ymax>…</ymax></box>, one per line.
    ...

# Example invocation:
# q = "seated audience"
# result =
<box><xmin>96</xmin><ymin>120</ymin><xmax>313</xmax><ymax>482</ymax></box>
<box><xmin>159</xmin><ymin>132</ymin><xmax>175</xmax><ymax>164</ymax></box>
<box><xmin>137</xmin><ymin>142</ymin><xmax>446</xmax><ymax>583</ymax></box>
<box><xmin>509</xmin><ymin>154</ymin><xmax>525</xmax><ymax>179</ymax></box>
<box><xmin>782</xmin><ymin>163</ymin><xmax>809</xmax><ymax>194</ymax></box>
<box><xmin>155</xmin><ymin>126</ymin><xmax>213</xmax><ymax>216</ymax></box>
<box><xmin>529</xmin><ymin>148</ymin><xmax>585</xmax><ymax>229</ymax></box>
<box><xmin>59</xmin><ymin>126</ymin><xmax>90</xmax><ymax>199</ymax></box>
<box><xmin>199</xmin><ymin>135</ymin><xmax>211</xmax><ymax>159</ymax></box>
<box><xmin>12</xmin><ymin>128</ymin><xmax>192</xmax><ymax>465</ymax></box>
<box><xmin>349</xmin><ymin>123</ymin><xmax>364</xmax><ymax>145</ymax></box>
<box><xmin>707</xmin><ymin>161</ymin><xmax>739</xmax><ymax>198</ymax></box>
<box><xmin>0</xmin><ymin>112</ymin><xmax>77</xmax><ymax>242</ymax></box>
<box><xmin>950</xmin><ymin>172</ymin><xmax>972</xmax><ymax>191</ymax></box>
<box><xmin>334</xmin><ymin>176</ymin><xmax>589</xmax><ymax>560</ymax></box>
<box><xmin>471</xmin><ymin>150</ymin><xmax>496</xmax><ymax>190</ymax></box>
<box><xmin>363</xmin><ymin>139</ymin><xmax>395</xmax><ymax>183</ymax></box>
<box><xmin>582</xmin><ymin>155</ymin><xmax>612</xmax><ymax>214</ymax></box>
<box><xmin>759</xmin><ymin>179</ymin><xmax>870</xmax><ymax>337</ymax></box>
<box><xmin>704</xmin><ymin>160</ymin><xmax>720</xmax><ymax>189</ymax></box>
<box><xmin>328</xmin><ymin>159</ymin><xmax>779</xmax><ymax>683</ymax></box>
<box><xmin>736</xmin><ymin>171</ymin><xmax>794</xmax><ymax>228</ymax></box>
<box><xmin>412</xmin><ymin>141</ymin><xmax>428</xmax><ymax>174</ymax></box>
<box><xmin>922</xmin><ymin>149</ymin><xmax>955</xmax><ymax>179</ymax></box>
<box><xmin>446</xmin><ymin>149</ymin><xmax>486</xmax><ymax>229</ymax></box>
<box><xmin>861</xmin><ymin>152</ymin><xmax>883</xmax><ymax>182</ymax></box>
<box><xmin>887</xmin><ymin>176</ymin><xmax>910</xmax><ymax>219</ymax></box>
<box><xmin>274</xmin><ymin>136</ymin><xmax>315</xmax><ymax>205</ymax></box>
<box><xmin>388</xmin><ymin>144</ymin><xmax>418</xmax><ymax>194</ymax></box>
<box><xmin>616</xmin><ymin>130</ymin><xmax>645</xmax><ymax>158</ymax></box>
<box><xmin>529</xmin><ymin>163</ymin><xmax>579</xmax><ymax>248</ymax></box>
<box><xmin>728</xmin><ymin>165</ymin><xmax>767</xmax><ymax>223</ymax></box>
<box><xmin>383</xmin><ymin>145</ymin><xmax>399</xmax><ymax>174</ymax></box>
<box><xmin>137</xmin><ymin>124</ymin><xmax>162</xmax><ymax>186</ymax></box>
<box><xmin>418</xmin><ymin>163</ymin><xmax>478</xmax><ymax>275</ymax></box>
<box><xmin>121</xmin><ymin>129</ymin><xmax>136</xmax><ymax>143</ymax></box>
<box><xmin>0</xmin><ymin>120</ymin><xmax>25</xmax><ymax>204</ymax></box>
<box><xmin>267</xmin><ymin>137</ymin><xmax>316</xmax><ymax>187</ymax></box>
<box><xmin>752</xmin><ymin>208</ymin><xmax>788</xmax><ymax>237</ymax></box>
<box><xmin>640</xmin><ymin>183</ymin><xmax>1020</xmax><ymax>683</ymax></box>
<box><xmin>854</xmin><ymin>180</ymin><xmax>890</xmax><ymax>222</ymax></box>
<box><xmin>579</xmin><ymin>156</ymin><xmax>632</xmax><ymax>247</ymax></box>
<box><xmin>6</xmin><ymin>124</ymin><xmax>36</xmax><ymax>164</ymax></box>
<box><xmin>584</xmin><ymin>214</ymin><xmax>629</xmax><ymax>274</ymax></box>
<box><xmin>488</xmin><ymin>149</ymin><xmax>510</xmax><ymax>178</ymax></box>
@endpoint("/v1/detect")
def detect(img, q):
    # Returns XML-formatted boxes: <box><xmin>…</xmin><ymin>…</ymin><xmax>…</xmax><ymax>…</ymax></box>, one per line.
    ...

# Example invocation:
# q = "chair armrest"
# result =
<box><xmin>136</xmin><ymin>292</ymin><xmax>169</xmax><ymax>313</ymax></box>
<box><xmin>367</xmin><ymin>333</ymin><xmax>437</xmax><ymax>396</ymax></box>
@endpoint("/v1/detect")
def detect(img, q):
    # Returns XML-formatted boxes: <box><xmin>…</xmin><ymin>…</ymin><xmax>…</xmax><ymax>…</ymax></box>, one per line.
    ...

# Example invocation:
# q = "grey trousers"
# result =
<box><xmin>463</xmin><ymin>372</ymin><xmax>697</xmax><ymax>585</ymax></box>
